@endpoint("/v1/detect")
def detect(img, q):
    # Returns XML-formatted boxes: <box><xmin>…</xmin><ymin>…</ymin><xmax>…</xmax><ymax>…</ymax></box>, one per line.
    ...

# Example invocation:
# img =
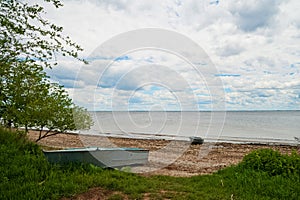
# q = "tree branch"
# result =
<box><xmin>35</xmin><ymin>130</ymin><xmax>62</xmax><ymax>142</ymax></box>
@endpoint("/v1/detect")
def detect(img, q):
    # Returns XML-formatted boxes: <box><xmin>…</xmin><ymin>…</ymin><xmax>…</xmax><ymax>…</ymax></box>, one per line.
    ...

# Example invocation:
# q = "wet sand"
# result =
<box><xmin>28</xmin><ymin>130</ymin><xmax>299</xmax><ymax>177</ymax></box>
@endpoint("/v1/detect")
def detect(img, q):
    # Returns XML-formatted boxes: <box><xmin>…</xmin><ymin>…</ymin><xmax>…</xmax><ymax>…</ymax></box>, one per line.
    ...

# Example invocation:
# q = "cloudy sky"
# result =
<box><xmin>41</xmin><ymin>0</ymin><xmax>300</xmax><ymax>111</ymax></box>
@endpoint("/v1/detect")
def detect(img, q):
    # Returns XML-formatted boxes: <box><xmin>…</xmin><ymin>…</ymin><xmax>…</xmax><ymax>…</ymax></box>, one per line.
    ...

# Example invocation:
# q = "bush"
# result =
<box><xmin>240</xmin><ymin>148</ymin><xmax>300</xmax><ymax>176</ymax></box>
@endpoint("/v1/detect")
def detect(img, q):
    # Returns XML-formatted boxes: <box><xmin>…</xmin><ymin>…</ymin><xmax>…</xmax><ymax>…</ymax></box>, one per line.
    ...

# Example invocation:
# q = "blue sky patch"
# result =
<box><xmin>224</xmin><ymin>88</ymin><xmax>232</xmax><ymax>93</ymax></box>
<box><xmin>215</xmin><ymin>74</ymin><xmax>241</xmax><ymax>77</ymax></box>
<box><xmin>198</xmin><ymin>100</ymin><xmax>212</xmax><ymax>105</ymax></box>
<box><xmin>114</xmin><ymin>55</ymin><xmax>130</xmax><ymax>61</ymax></box>
<box><xmin>128</xmin><ymin>97</ymin><xmax>142</xmax><ymax>104</ymax></box>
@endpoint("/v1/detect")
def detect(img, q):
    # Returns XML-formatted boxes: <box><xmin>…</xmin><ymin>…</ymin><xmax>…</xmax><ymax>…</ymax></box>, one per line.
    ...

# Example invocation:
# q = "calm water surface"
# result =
<box><xmin>80</xmin><ymin>111</ymin><xmax>300</xmax><ymax>145</ymax></box>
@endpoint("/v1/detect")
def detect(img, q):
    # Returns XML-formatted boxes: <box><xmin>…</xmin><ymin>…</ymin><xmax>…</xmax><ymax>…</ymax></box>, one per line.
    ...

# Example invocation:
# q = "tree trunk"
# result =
<box><xmin>7</xmin><ymin>120</ymin><xmax>12</xmax><ymax>131</ymax></box>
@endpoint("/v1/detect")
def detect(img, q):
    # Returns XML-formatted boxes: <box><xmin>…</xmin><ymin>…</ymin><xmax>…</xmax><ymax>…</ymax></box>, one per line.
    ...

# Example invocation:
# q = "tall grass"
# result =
<box><xmin>1</xmin><ymin>127</ymin><xmax>299</xmax><ymax>199</ymax></box>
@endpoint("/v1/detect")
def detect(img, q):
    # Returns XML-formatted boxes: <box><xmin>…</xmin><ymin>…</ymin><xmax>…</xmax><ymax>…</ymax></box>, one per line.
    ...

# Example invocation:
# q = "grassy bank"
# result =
<box><xmin>0</xmin><ymin>128</ymin><xmax>299</xmax><ymax>199</ymax></box>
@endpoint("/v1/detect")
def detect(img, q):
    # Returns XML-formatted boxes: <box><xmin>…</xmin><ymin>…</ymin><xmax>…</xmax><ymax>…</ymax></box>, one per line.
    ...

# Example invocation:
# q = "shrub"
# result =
<box><xmin>240</xmin><ymin>148</ymin><xmax>300</xmax><ymax>176</ymax></box>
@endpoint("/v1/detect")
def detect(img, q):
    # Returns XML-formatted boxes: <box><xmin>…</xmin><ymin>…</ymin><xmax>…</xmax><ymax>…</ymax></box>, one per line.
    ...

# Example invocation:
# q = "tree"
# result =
<box><xmin>0</xmin><ymin>60</ymin><xmax>49</xmax><ymax>130</ymax></box>
<box><xmin>34</xmin><ymin>84</ymin><xmax>93</xmax><ymax>142</ymax></box>
<box><xmin>0</xmin><ymin>0</ymin><xmax>86</xmax><ymax>67</ymax></box>
<box><xmin>0</xmin><ymin>0</ymin><xmax>93</xmax><ymax>139</ymax></box>
<box><xmin>0</xmin><ymin>59</ymin><xmax>93</xmax><ymax>140</ymax></box>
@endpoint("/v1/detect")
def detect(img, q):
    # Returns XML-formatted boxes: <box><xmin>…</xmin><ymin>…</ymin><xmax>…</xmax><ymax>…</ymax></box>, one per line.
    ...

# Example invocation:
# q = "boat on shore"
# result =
<box><xmin>43</xmin><ymin>147</ymin><xmax>149</xmax><ymax>168</ymax></box>
<box><xmin>190</xmin><ymin>137</ymin><xmax>204</xmax><ymax>145</ymax></box>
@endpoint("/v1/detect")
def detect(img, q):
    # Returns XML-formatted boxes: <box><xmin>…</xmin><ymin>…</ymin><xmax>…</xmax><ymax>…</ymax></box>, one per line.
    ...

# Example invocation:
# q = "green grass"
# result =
<box><xmin>0</xmin><ymin>128</ymin><xmax>299</xmax><ymax>199</ymax></box>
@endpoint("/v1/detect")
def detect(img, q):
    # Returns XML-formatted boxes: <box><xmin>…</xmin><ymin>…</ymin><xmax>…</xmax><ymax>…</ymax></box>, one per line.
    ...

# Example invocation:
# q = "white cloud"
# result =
<box><xmin>39</xmin><ymin>0</ymin><xmax>300</xmax><ymax>110</ymax></box>
<box><xmin>228</xmin><ymin>0</ymin><xmax>281</xmax><ymax>32</ymax></box>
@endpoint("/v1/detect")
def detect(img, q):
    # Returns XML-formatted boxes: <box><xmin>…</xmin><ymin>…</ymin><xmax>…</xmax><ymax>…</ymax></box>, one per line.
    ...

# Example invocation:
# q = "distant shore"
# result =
<box><xmin>28</xmin><ymin>130</ymin><xmax>300</xmax><ymax>177</ymax></box>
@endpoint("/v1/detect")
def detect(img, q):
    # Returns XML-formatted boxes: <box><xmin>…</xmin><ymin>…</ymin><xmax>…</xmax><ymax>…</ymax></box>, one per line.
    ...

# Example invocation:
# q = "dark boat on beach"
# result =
<box><xmin>43</xmin><ymin>147</ymin><xmax>149</xmax><ymax>168</ymax></box>
<box><xmin>190</xmin><ymin>137</ymin><xmax>204</xmax><ymax>145</ymax></box>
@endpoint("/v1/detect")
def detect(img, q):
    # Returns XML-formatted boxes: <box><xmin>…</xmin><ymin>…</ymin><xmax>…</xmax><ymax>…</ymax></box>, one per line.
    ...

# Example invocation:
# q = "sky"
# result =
<box><xmin>40</xmin><ymin>0</ymin><xmax>300</xmax><ymax>111</ymax></box>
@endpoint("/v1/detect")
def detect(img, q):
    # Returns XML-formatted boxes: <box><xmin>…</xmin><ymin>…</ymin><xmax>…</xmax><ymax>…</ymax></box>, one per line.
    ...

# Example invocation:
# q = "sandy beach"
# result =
<box><xmin>28</xmin><ymin>130</ymin><xmax>300</xmax><ymax>177</ymax></box>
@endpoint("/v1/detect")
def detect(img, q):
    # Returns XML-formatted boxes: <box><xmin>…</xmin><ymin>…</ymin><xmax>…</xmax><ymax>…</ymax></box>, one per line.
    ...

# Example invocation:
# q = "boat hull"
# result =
<box><xmin>43</xmin><ymin>147</ymin><xmax>149</xmax><ymax>168</ymax></box>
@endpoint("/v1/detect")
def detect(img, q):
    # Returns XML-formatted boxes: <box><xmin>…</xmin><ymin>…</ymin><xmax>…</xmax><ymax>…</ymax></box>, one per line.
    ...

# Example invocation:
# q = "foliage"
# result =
<box><xmin>239</xmin><ymin>148</ymin><xmax>300</xmax><ymax>176</ymax></box>
<box><xmin>1</xmin><ymin>129</ymin><xmax>299</xmax><ymax>200</ymax></box>
<box><xmin>33</xmin><ymin>84</ymin><xmax>93</xmax><ymax>142</ymax></box>
<box><xmin>0</xmin><ymin>0</ymin><xmax>92</xmax><ymax>139</ymax></box>
<box><xmin>0</xmin><ymin>59</ymin><xmax>93</xmax><ymax>140</ymax></box>
<box><xmin>0</xmin><ymin>0</ymin><xmax>85</xmax><ymax>67</ymax></box>
<box><xmin>35</xmin><ymin>91</ymin><xmax>94</xmax><ymax>141</ymax></box>
<box><xmin>72</xmin><ymin>105</ymin><xmax>94</xmax><ymax>131</ymax></box>
<box><xmin>0</xmin><ymin>60</ymin><xmax>49</xmax><ymax>129</ymax></box>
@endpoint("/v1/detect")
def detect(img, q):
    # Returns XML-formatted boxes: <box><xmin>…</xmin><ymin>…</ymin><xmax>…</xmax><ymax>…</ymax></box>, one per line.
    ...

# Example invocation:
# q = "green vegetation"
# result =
<box><xmin>0</xmin><ymin>0</ymin><xmax>92</xmax><ymax>139</ymax></box>
<box><xmin>1</xmin><ymin>128</ymin><xmax>299</xmax><ymax>200</ymax></box>
<box><xmin>240</xmin><ymin>148</ymin><xmax>300</xmax><ymax>177</ymax></box>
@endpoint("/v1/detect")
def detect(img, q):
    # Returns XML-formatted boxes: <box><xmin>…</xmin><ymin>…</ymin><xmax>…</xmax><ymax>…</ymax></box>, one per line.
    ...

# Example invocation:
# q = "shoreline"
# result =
<box><xmin>32</xmin><ymin>128</ymin><xmax>299</xmax><ymax>146</ymax></box>
<box><xmin>28</xmin><ymin>130</ymin><xmax>300</xmax><ymax>177</ymax></box>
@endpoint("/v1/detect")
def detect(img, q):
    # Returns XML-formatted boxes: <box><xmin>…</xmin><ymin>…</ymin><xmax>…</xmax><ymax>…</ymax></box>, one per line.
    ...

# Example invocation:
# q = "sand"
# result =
<box><xmin>28</xmin><ymin>130</ymin><xmax>300</xmax><ymax>177</ymax></box>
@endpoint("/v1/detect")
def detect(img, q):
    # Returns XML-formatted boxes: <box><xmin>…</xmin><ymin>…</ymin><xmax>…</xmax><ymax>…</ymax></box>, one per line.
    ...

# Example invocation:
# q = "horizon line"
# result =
<box><xmin>87</xmin><ymin>109</ymin><xmax>300</xmax><ymax>112</ymax></box>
